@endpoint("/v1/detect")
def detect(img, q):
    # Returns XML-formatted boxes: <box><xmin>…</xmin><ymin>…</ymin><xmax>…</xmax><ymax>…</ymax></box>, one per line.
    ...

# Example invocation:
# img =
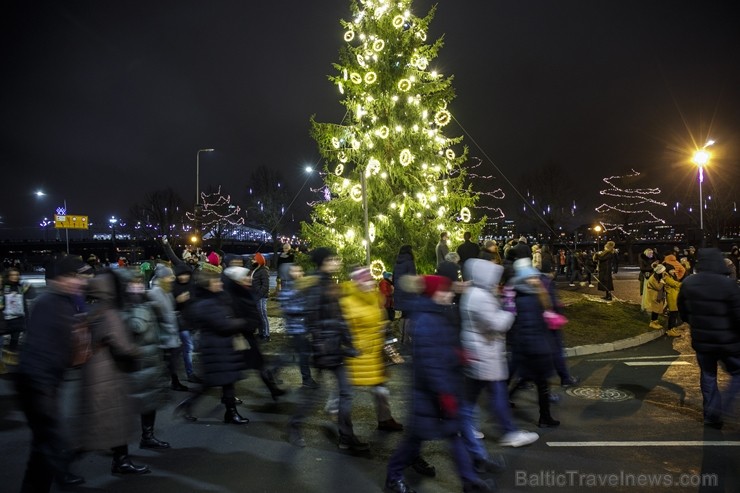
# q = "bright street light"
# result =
<box><xmin>691</xmin><ymin>139</ymin><xmax>714</xmax><ymax>246</ymax></box>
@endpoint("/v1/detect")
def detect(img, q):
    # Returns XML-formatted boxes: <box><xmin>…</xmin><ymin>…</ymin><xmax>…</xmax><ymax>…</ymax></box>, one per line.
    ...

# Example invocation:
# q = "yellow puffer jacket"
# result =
<box><xmin>662</xmin><ymin>273</ymin><xmax>681</xmax><ymax>312</ymax></box>
<box><xmin>339</xmin><ymin>281</ymin><xmax>387</xmax><ymax>387</ymax></box>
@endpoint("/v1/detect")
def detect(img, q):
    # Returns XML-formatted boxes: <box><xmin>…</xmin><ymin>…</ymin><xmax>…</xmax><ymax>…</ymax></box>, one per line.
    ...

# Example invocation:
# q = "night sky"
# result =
<box><xmin>2</xmin><ymin>0</ymin><xmax>738</xmax><ymax>239</ymax></box>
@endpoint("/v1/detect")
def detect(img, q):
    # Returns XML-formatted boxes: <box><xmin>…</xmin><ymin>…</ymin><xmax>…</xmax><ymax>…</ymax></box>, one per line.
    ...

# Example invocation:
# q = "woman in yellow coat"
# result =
<box><xmin>340</xmin><ymin>266</ymin><xmax>404</xmax><ymax>431</ymax></box>
<box><xmin>662</xmin><ymin>265</ymin><xmax>683</xmax><ymax>337</ymax></box>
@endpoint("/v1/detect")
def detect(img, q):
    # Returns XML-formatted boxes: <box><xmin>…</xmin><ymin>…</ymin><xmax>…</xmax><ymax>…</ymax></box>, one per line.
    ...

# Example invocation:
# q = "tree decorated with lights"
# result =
<box><xmin>302</xmin><ymin>0</ymin><xmax>485</xmax><ymax>275</ymax></box>
<box><xmin>186</xmin><ymin>186</ymin><xmax>245</xmax><ymax>249</ymax></box>
<box><xmin>595</xmin><ymin>169</ymin><xmax>666</xmax><ymax>260</ymax></box>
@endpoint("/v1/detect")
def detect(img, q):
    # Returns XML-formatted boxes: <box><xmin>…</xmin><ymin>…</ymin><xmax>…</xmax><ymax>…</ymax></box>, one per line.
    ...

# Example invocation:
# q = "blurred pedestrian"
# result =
<box><xmin>436</xmin><ymin>231</ymin><xmax>450</xmax><ymax>266</ymax></box>
<box><xmin>456</xmin><ymin>231</ymin><xmax>480</xmax><ymax>271</ymax></box>
<box><xmin>2</xmin><ymin>266</ymin><xmax>35</xmax><ymax>367</ymax></box>
<box><xmin>677</xmin><ymin>248</ymin><xmax>740</xmax><ymax>429</ymax></box>
<box><xmin>15</xmin><ymin>256</ymin><xmax>89</xmax><ymax>491</ymax></box>
<box><xmin>277</xmin><ymin>262</ymin><xmax>317</xmax><ymax>388</ymax></box>
<box><xmin>79</xmin><ymin>270</ymin><xmax>150</xmax><ymax>475</ymax></box>
<box><xmin>251</xmin><ymin>252</ymin><xmax>271</xmax><ymax>341</ymax></box>
<box><xmin>379</xmin><ymin>271</ymin><xmax>395</xmax><ymax>322</ymax></box>
<box><xmin>594</xmin><ymin>241</ymin><xmax>616</xmax><ymax>300</ymax></box>
<box><xmin>393</xmin><ymin>245</ymin><xmax>417</xmax><ymax>344</ymax></box>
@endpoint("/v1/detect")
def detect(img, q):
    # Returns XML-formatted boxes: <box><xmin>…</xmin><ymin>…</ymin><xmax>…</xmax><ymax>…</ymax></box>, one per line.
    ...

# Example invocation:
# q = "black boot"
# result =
<box><xmin>537</xmin><ymin>382</ymin><xmax>560</xmax><ymax>428</ymax></box>
<box><xmin>260</xmin><ymin>369</ymin><xmax>286</xmax><ymax>401</ymax></box>
<box><xmin>224</xmin><ymin>402</ymin><xmax>250</xmax><ymax>424</ymax></box>
<box><xmin>170</xmin><ymin>375</ymin><xmax>189</xmax><ymax>392</ymax></box>
<box><xmin>140</xmin><ymin>426</ymin><xmax>171</xmax><ymax>449</ymax></box>
<box><xmin>111</xmin><ymin>454</ymin><xmax>150</xmax><ymax>475</ymax></box>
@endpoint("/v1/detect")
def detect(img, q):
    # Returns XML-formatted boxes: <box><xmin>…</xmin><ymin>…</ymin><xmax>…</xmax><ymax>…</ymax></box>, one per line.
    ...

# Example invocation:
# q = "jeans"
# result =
<box><xmin>461</xmin><ymin>378</ymin><xmax>516</xmax><ymax>461</ymax></box>
<box><xmin>179</xmin><ymin>331</ymin><xmax>195</xmax><ymax>377</ymax></box>
<box><xmin>291</xmin><ymin>365</ymin><xmax>355</xmax><ymax>438</ymax></box>
<box><xmin>695</xmin><ymin>352</ymin><xmax>740</xmax><ymax>423</ymax></box>
<box><xmin>257</xmin><ymin>298</ymin><xmax>270</xmax><ymax>338</ymax></box>
<box><xmin>289</xmin><ymin>334</ymin><xmax>313</xmax><ymax>383</ymax></box>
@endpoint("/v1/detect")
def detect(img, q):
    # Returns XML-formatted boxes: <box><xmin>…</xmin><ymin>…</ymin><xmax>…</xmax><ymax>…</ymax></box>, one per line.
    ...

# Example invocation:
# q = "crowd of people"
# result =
<box><xmin>4</xmin><ymin>234</ymin><xmax>740</xmax><ymax>493</ymax></box>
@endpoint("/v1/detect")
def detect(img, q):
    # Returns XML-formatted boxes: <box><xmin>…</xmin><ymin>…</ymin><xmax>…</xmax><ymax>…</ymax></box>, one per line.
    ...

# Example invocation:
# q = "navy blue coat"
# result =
<box><xmin>190</xmin><ymin>288</ymin><xmax>248</xmax><ymax>387</ymax></box>
<box><xmin>393</xmin><ymin>252</ymin><xmax>417</xmax><ymax>312</ymax></box>
<box><xmin>408</xmin><ymin>296</ymin><xmax>464</xmax><ymax>440</ymax></box>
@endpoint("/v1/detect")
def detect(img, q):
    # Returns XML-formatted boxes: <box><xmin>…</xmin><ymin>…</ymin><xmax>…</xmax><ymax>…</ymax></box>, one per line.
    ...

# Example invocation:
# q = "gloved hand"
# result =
<box><xmin>438</xmin><ymin>393</ymin><xmax>458</xmax><ymax>418</ymax></box>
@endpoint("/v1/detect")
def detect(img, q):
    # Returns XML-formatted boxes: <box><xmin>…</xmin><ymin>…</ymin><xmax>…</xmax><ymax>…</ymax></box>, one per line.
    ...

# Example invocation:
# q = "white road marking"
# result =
<box><xmin>588</xmin><ymin>355</ymin><xmax>694</xmax><ymax>362</ymax></box>
<box><xmin>547</xmin><ymin>441</ymin><xmax>740</xmax><ymax>447</ymax></box>
<box><xmin>623</xmin><ymin>361</ymin><xmax>692</xmax><ymax>366</ymax></box>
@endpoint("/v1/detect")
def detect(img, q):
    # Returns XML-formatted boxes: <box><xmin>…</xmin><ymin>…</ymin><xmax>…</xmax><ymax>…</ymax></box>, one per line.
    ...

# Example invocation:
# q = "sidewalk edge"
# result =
<box><xmin>564</xmin><ymin>329</ymin><xmax>665</xmax><ymax>357</ymax></box>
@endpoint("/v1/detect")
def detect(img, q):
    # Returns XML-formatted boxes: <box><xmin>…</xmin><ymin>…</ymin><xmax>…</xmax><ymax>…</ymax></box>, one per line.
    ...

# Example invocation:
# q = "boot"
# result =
<box><xmin>260</xmin><ymin>369</ymin><xmax>286</xmax><ymax>401</ymax></box>
<box><xmin>173</xmin><ymin>397</ymin><xmax>198</xmax><ymax>422</ymax></box>
<box><xmin>224</xmin><ymin>401</ymin><xmax>250</xmax><ymax>425</ymax></box>
<box><xmin>537</xmin><ymin>383</ymin><xmax>560</xmax><ymax>428</ymax></box>
<box><xmin>111</xmin><ymin>454</ymin><xmax>150</xmax><ymax>475</ymax></box>
<box><xmin>170</xmin><ymin>375</ymin><xmax>189</xmax><ymax>392</ymax></box>
<box><xmin>140</xmin><ymin>425</ymin><xmax>171</xmax><ymax>449</ymax></box>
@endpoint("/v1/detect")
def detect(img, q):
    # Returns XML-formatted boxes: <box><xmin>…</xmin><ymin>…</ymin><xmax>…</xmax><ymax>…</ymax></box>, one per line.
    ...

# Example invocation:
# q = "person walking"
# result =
<box><xmin>1</xmin><ymin>267</ymin><xmax>35</xmax><ymax>367</ymax></box>
<box><xmin>250</xmin><ymin>252</ymin><xmax>271</xmax><ymax>341</ymax></box>
<box><xmin>393</xmin><ymin>245</ymin><xmax>417</xmax><ymax>344</ymax></box>
<box><xmin>288</xmin><ymin>247</ymin><xmax>368</xmax><ymax>451</ymax></box>
<box><xmin>385</xmin><ymin>275</ymin><xmax>491</xmax><ymax>493</ymax></box>
<box><xmin>15</xmin><ymin>256</ymin><xmax>89</xmax><ymax>491</ymax></box>
<box><xmin>593</xmin><ymin>241</ymin><xmax>616</xmax><ymax>300</ymax></box>
<box><xmin>677</xmin><ymin>248</ymin><xmax>740</xmax><ymax>429</ymax></box>
<box><xmin>79</xmin><ymin>270</ymin><xmax>150</xmax><ymax>475</ymax></box>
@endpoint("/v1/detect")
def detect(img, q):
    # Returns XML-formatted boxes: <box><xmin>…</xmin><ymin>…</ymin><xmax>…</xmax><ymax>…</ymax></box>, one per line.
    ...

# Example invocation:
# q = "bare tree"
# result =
<box><xmin>243</xmin><ymin>165</ymin><xmax>292</xmax><ymax>257</ymax></box>
<box><xmin>128</xmin><ymin>188</ymin><xmax>187</xmax><ymax>240</ymax></box>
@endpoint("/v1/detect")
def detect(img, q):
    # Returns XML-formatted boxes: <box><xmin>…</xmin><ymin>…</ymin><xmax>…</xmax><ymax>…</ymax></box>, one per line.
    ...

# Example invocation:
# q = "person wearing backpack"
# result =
<box><xmin>1</xmin><ymin>266</ymin><xmax>36</xmax><ymax>367</ymax></box>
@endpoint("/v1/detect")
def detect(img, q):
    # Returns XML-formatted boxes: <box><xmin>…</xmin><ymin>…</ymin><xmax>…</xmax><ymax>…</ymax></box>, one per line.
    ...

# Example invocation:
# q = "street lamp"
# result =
<box><xmin>35</xmin><ymin>190</ymin><xmax>70</xmax><ymax>253</ymax></box>
<box><xmin>593</xmin><ymin>224</ymin><xmax>603</xmax><ymax>251</ymax></box>
<box><xmin>195</xmin><ymin>148</ymin><xmax>214</xmax><ymax>238</ymax></box>
<box><xmin>692</xmin><ymin>139</ymin><xmax>714</xmax><ymax>247</ymax></box>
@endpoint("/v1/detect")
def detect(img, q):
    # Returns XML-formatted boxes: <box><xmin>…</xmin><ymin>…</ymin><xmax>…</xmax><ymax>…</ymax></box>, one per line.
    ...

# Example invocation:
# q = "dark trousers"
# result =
<box><xmin>290</xmin><ymin>365</ymin><xmax>355</xmax><ymax>437</ymax></box>
<box><xmin>387</xmin><ymin>430</ymin><xmax>476</xmax><ymax>485</ymax></box>
<box><xmin>289</xmin><ymin>334</ymin><xmax>313</xmax><ymax>383</ymax></box>
<box><xmin>15</xmin><ymin>374</ymin><xmax>72</xmax><ymax>493</ymax></box>
<box><xmin>695</xmin><ymin>352</ymin><xmax>740</xmax><ymax>423</ymax></box>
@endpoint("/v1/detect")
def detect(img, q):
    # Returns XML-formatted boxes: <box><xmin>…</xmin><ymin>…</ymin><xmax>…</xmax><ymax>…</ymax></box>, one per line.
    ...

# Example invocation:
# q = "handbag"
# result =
<box><xmin>543</xmin><ymin>310</ymin><xmax>568</xmax><ymax>331</ymax></box>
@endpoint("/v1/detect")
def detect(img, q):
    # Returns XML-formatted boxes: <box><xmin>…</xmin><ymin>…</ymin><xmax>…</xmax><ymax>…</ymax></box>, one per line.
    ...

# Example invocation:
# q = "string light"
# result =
<box><xmin>595</xmin><ymin>169</ymin><xmax>666</xmax><ymax>233</ymax></box>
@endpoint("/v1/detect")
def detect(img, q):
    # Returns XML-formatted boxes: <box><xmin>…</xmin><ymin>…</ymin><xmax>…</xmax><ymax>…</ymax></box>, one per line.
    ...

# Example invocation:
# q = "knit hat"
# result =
<box><xmin>207</xmin><ymin>251</ymin><xmax>220</xmax><ymax>267</ymax></box>
<box><xmin>174</xmin><ymin>263</ymin><xmax>192</xmax><ymax>276</ymax></box>
<box><xmin>653</xmin><ymin>264</ymin><xmax>666</xmax><ymax>274</ymax></box>
<box><xmin>512</xmin><ymin>257</ymin><xmax>540</xmax><ymax>281</ymax></box>
<box><xmin>224</xmin><ymin>266</ymin><xmax>250</xmax><ymax>283</ymax></box>
<box><xmin>253</xmin><ymin>252</ymin><xmax>266</xmax><ymax>266</ymax></box>
<box><xmin>46</xmin><ymin>255</ymin><xmax>88</xmax><ymax>280</ymax></box>
<box><xmin>436</xmin><ymin>260</ymin><xmax>461</xmax><ymax>283</ymax></box>
<box><xmin>382</xmin><ymin>271</ymin><xmax>393</xmax><ymax>280</ymax></box>
<box><xmin>309</xmin><ymin>247</ymin><xmax>336</xmax><ymax>267</ymax></box>
<box><xmin>350</xmin><ymin>267</ymin><xmax>372</xmax><ymax>283</ymax></box>
<box><xmin>153</xmin><ymin>264</ymin><xmax>174</xmax><ymax>279</ymax></box>
<box><xmin>643</xmin><ymin>248</ymin><xmax>654</xmax><ymax>256</ymax></box>
<box><xmin>422</xmin><ymin>275</ymin><xmax>451</xmax><ymax>297</ymax></box>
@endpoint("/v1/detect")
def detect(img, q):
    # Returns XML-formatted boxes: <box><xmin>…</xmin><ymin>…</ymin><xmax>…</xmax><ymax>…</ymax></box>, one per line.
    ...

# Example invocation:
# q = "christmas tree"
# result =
<box><xmin>595</xmin><ymin>169</ymin><xmax>666</xmax><ymax>235</ymax></box>
<box><xmin>302</xmin><ymin>0</ymin><xmax>484</xmax><ymax>275</ymax></box>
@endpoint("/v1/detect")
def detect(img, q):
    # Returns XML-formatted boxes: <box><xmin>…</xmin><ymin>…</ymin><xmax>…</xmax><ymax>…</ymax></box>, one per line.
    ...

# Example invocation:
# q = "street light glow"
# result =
<box><xmin>305</xmin><ymin>166</ymin><xmax>313</xmax><ymax>173</ymax></box>
<box><xmin>692</xmin><ymin>149</ymin><xmax>710</xmax><ymax>167</ymax></box>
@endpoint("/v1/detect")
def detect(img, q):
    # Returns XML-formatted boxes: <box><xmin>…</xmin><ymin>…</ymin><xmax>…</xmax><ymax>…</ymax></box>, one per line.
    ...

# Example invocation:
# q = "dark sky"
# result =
<box><xmin>2</xmin><ymin>0</ymin><xmax>738</xmax><ymax>238</ymax></box>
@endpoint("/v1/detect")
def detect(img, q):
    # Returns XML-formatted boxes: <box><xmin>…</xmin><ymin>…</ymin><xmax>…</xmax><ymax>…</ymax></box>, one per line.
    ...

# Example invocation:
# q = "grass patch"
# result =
<box><xmin>561</xmin><ymin>299</ymin><xmax>650</xmax><ymax>347</ymax></box>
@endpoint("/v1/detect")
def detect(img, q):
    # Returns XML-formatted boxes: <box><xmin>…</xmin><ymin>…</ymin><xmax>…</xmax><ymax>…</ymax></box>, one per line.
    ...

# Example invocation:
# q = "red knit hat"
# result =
<box><xmin>422</xmin><ymin>275</ymin><xmax>451</xmax><ymax>297</ymax></box>
<box><xmin>254</xmin><ymin>252</ymin><xmax>266</xmax><ymax>266</ymax></box>
<box><xmin>207</xmin><ymin>251</ymin><xmax>220</xmax><ymax>266</ymax></box>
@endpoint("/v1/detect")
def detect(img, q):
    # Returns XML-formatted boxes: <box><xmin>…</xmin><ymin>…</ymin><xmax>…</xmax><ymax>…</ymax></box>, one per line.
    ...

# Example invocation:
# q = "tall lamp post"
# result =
<box><xmin>35</xmin><ymin>191</ymin><xmax>70</xmax><ymax>253</ymax></box>
<box><xmin>593</xmin><ymin>224</ymin><xmax>602</xmax><ymax>251</ymax></box>
<box><xmin>692</xmin><ymin>140</ymin><xmax>714</xmax><ymax>247</ymax></box>
<box><xmin>195</xmin><ymin>148</ymin><xmax>214</xmax><ymax>240</ymax></box>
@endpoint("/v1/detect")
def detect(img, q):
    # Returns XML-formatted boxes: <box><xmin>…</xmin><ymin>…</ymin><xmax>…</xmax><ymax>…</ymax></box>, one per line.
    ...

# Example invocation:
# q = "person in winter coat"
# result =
<box><xmin>173</xmin><ymin>270</ymin><xmax>251</xmax><ymax>424</ymax></box>
<box><xmin>115</xmin><ymin>269</ymin><xmax>171</xmax><ymax>450</ymax></box>
<box><xmin>638</xmin><ymin>249</ymin><xmax>657</xmax><ymax>298</ymax></box>
<box><xmin>594</xmin><ymin>241</ymin><xmax>616</xmax><ymax>300</ymax></box>
<box><xmin>340</xmin><ymin>266</ymin><xmax>403</xmax><ymax>432</ymax></box>
<box><xmin>646</xmin><ymin>264</ymin><xmax>667</xmax><ymax>330</ymax></box>
<box><xmin>1</xmin><ymin>266</ymin><xmax>35</xmax><ymax>365</ymax></box>
<box><xmin>531</xmin><ymin>244</ymin><xmax>542</xmax><ymax>271</ymax></box>
<box><xmin>459</xmin><ymin>259</ymin><xmax>538</xmax><ymax>470</ymax></box>
<box><xmin>436</xmin><ymin>231</ymin><xmax>450</xmax><ymax>266</ymax></box>
<box><xmin>172</xmin><ymin>262</ymin><xmax>202</xmax><ymax>384</ymax></box>
<box><xmin>506</xmin><ymin>258</ymin><xmax>559</xmax><ymax>428</ymax></box>
<box><xmin>288</xmin><ymin>247</ymin><xmax>368</xmax><ymax>451</ymax></box>
<box><xmin>378</xmin><ymin>271</ymin><xmax>395</xmax><ymax>322</ymax></box>
<box><xmin>15</xmin><ymin>256</ymin><xmax>89</xmax><ymax>491</ymax></box>
<box><xmin>393</xmin><ymin>245</ymin><xmax>417</xmax><ymax>344</ymax></box>
<box><xmin>662</xmin><ymin>251</ymin><xmax>686</xmax><ymax>280</ymax></box>
<box><xmin>662</xmin><ymin>264</ymin><xmax>683</xmax><ymax>337</ymax></box>
<box><xmin>677</xmin><ymin>248</ymin><xmax>740</xmax><ymax>429</ymax></box>
<box><xmin>385</xmin><ymin>275</ymin><xmax>491</xmax><ymax>493</ymax></box>
<box><xmin>567</xmin><ymin>249</ymin><xmax>584</xmax><ymax>286</ymax></box>
<box><xmin>456</xmin><ymin>231</ymin><xmax>480</xmax><ymax>272</ymax></box>
<box><xmin>277</xmin><ymin>262</ymin><xmax>317</xmax><ymax>388</ymax></box>
<box><xmin>222</xmin><ymin>266</ymin><xmax>285</xmax><ymax>400</ymax></box>
<box><xmin>250</xmin><ymin>252</ymin><xmax>271</xmax><ymax>341</ymax></box>
<box><xmin>79</xmin><ymin>270</ymin><xmax>150</xmax><ymax>475</ymax></box>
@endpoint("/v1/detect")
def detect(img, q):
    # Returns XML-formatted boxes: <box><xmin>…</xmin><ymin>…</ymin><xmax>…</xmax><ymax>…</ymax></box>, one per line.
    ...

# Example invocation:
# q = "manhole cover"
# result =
<box><xmin>565</xmin><ymin>386</ymin><xmax>634</xmax><ymax>402</ymax></box>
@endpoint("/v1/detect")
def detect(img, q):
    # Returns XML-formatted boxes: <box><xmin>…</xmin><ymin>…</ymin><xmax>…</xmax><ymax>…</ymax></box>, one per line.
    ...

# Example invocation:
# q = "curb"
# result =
<box><xmin>564</xmin><ymin>329</ymin><xmax>666</xmax><ymax>358</ymax></box>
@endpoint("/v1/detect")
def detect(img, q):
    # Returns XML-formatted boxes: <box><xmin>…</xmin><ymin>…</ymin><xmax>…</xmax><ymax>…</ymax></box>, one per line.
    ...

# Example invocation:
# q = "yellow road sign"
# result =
<box><xmin>54</xmin><ymin>214</ymin><xmax>89</xmax><ymax>229</ymax></box>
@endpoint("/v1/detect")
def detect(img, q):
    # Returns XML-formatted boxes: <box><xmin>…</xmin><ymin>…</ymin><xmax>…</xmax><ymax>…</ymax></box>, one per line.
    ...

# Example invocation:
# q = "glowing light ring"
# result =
<box><xmin>344</xmin><ymin>30</ymin><xmax>355</xmax><ymax>42</ymax></box>
<box><xmin>460</xmin><ymin>207</ymin><xmax>472</xmax><ymax>223</ymax></box>
<box><xmin>335</xmin><ymin>164</ymin><xmax>344</xmax><ymax>176</ymax></box>
<box><xmin>399</xmin><ymin>149</ymin><xmax>413</xmax><ymax>166</ymax></box>
<box><xmin>418</xmin><ymin>194</ymin><xmax>428</xmax><ymax>207</ymax></box>
<box><xmin>372</xmin><ymin>39</ymin><xmax>385</xmax><ymax>52</ymax></box>
<box><xmin>331</xmin><ymin>137</ymin><xmax>341</xmax><ymax>149</ymax></box>
<box><xmin>338</xmin><ymin>151</ymin><xmax>348</xmax><ymax>163</ymax></box>
<box><xmin>445</xmin><ymin>149</ymin><xmax>456</xmax><ymax>160</ymax></box>
<box><xmin>351</xmin><ymin>139</ymin><xmax>361</xmax><ymax>149</ymax></box>
<box><xmin>350</xmin><ymin>184</ymin><xmax>363</xmax><ymax>202</ymax></box>
<box><xmin>416</xmin><ymin>30</ymin><xmax>427</xmax><ymax>41</ymax></box>
<box><xmin>392</xmin><ymin>15</ymin><xmax>404</xmax><ymax>28</ymax></box>
<box><xmin>366</xmin><ymin>158</ymin><xmax>381</xmax><ymax>176</ymax></box>
<box><xmin>370</xmin><ymin>259</ymin><xmax>385</xmax><ymax>279</ymax></box>
<box><xmin>437</xmin><ymin>206</ymin><xmax>446</xmax><ymax>217</ymax></box>
<box><xmin>350</xmin><ymin>72</ymin><xmax>362</xmax><ymax>84</ymax></box>
<box><xmin>377</xmin><ymin>126</ymin><xmax>389</xmax><ymax>139</ymax></box>
<box><xmin>338</xmin><ymin>82</ymin><xmax>344</xmax><ymax>94</ymax></box>
<box><xmin>435</xmin><ymin>109</ymin><xmax>451</xmax><ymax>126</ymax></box>
<box><xmin>398</xmin><ymin>79</ymin><xmax>412</xmax><ymax>92</ymax></box>
<box><xmin>416</xmin><ymin>57</ymin><xmax>428</xmax><ymax>70</ymax></box>
<box><xmin>364</xmin><ymin>71</ymin><xmax>377</xmax><ymax>84</ymax></box>
<box><xmin>357</xmin><ymin>54</ymin><xmax>366</xmax><ymax>67</ymax></box>
<box><xmin>368</xmin><ymin>222</ymin><xmax>376</xmax><ymax>242</ymax></box>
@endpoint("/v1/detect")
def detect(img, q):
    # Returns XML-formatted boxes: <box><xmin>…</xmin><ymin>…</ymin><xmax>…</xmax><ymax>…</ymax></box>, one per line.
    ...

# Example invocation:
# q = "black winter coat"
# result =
<box><xmin>190</xmin><ymin>288</ymin><xmax>249</xmax><ymax>387</ymax></box>
<box><xmin>393</xmin><ymin>252</ymin><xmax>417</xmax><ymax>312</ymax></box>
<box><xmin>251</xmin><ymin>265</ymin><xmax>270</xmax><ymax>299</ymax></box>
<box><xmin>304</xmin><ymin>272</ymin><xmax>356</xmax><ymax>369</ymax></box>
<box><xmin>677</xmin><ymin>248</ymin><xmax>740</xmax><ymax>356</ymax></box>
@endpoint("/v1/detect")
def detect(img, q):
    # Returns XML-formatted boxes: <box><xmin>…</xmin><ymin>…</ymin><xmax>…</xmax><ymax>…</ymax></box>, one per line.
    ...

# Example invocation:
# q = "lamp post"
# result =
<box><xmin>35</xmin><ymin>191</ymin><xmax>70</xmax><ymax>253</ymax></box>
<box><xmin>692</xmin><ymin>140</ymin><xmax>714</xmax><ymax>247</ymax></box>
<box><xmin>593</xmin><ymin>224</ymin><xmax>603</xmax><ymax>251</ymax></box>
<box><xmin>195</xmin><ymin>148</ymin><xmax>214</xmax><ymax>239</ymax></box>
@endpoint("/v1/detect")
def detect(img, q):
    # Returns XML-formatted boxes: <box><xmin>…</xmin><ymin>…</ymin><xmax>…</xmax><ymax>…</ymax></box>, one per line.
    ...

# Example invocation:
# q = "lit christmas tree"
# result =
<box><xmin>595</xmin><ymin>169</ymin><xmax>666</xmax><ymax>236</ymax></box>
<box><xmin>186</xmin><ymin>186</ymin><xmax>245</xmax><ymax>249</ymax></box>
<box><xmin>302</xmin><ymin>0</ymin><xmax>485</xmax><ymax>275</ymax></box>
